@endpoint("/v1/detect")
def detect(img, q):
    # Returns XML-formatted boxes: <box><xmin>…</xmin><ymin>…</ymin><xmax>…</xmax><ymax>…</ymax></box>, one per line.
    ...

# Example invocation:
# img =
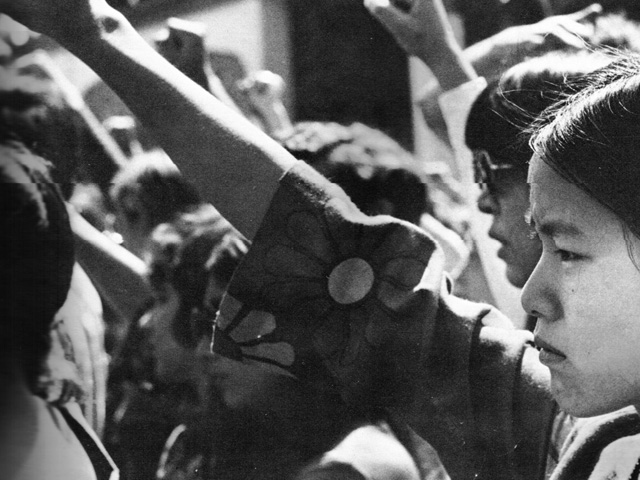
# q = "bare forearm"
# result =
<box><xmin>256</xmin><ymin>101</ymin><xmax>293</xmax><ymax>139</ymax></box>
<box><xmin>416</xmin><ymin>0</ymin><xmax>476</xmax><ymax>91</ymax></box>
<box><xmin>57</xmin><ymin>7</ymin><xmax>295</xmax><ymax>239</ymax></box>
<box><xmin>70</xmin><ymin>209</ymin><xmax>152</xmax><ymax>321</ymax></box>
<box><xmin>366</xmin><ymin>0</ymin><xmax>476</xmax><ymax>92</ymax></box>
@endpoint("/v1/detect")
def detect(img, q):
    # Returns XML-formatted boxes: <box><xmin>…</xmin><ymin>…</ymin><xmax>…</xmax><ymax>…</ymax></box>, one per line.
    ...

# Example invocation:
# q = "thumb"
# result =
<box><xmin>566</xmin><ymin>3</ymin><xmax>603</xmax><ymax>25</ymax></box>
<box><xmin>364</xmin><ymin>0</ymin><xmax>412</xmax><ymax>38</ymax></box>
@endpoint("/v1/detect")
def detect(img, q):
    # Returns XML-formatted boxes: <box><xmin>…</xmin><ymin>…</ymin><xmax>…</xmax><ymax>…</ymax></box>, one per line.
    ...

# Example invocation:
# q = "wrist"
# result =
<box><xmin>254</xmin><ymin>101</ymin><xmax>290</xmax><ymax>136</ymax></box>
<box><xmin>422</xmin><ymin>40</ymin><xmax>476</xmax><ymax>91</ymax></box>
<box><xmin>56</xmin><ymin>6</ymin><xmax>128</xmax><ymax>55</ymax></box>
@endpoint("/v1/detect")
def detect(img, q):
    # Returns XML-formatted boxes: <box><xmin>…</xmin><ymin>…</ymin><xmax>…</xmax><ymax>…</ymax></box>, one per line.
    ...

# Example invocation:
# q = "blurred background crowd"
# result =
<box><xmin>3</xmin><ymin>0</ymin><xmax>640</xmax><ymax>479</ymax></box>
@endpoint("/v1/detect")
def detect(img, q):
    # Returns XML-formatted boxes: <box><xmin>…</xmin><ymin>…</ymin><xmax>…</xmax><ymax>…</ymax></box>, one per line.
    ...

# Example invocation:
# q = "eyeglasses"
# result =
<box><xmin>472</xmin><ymin>149</ymin><xmax>516</xmax><ymax>192</ymax></box>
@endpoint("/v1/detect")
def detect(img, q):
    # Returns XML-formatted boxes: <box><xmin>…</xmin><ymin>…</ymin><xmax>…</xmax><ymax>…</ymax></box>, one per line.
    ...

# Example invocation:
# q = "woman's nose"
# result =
<box><xmin>521</xmin><ymin>254</ymin><xmax>556</xmax><ymax>321</ymax></box>
<box><xmin>477</xmin><ymin>188</ymin><xmax>498</xmax><ymax>215</ymax></box>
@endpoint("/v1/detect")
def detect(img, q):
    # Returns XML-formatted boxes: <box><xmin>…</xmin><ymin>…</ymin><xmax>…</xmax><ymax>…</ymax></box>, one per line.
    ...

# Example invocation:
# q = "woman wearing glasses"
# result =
<box><xmin>365</xmin><ymin>0</ymin><xmax>616</xmax><ymax>314</ymax></box>
<box><xmin>466</xmin><ymin>53</ymin><xmax>608</xmax><ymax>295</ymax></box>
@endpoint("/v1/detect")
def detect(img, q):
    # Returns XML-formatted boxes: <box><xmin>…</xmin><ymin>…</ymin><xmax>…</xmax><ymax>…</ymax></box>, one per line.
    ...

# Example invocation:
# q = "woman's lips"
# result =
<box><xmin>534</xmin><ymin>336</ymin><xmax>567</xmax><ymax>366</ymax></box>
<box><xmin>491</xmin><ymin>236</ymin><xmax>508</xmax><ymax>259</ymax></box>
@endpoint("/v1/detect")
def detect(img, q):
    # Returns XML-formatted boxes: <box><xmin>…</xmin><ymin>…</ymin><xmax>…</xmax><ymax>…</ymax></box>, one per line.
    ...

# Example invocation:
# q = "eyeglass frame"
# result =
<box><xmin>472</xmin><ymin>149</ymin><xmax>519</xmax><ymax>193</ymax></box>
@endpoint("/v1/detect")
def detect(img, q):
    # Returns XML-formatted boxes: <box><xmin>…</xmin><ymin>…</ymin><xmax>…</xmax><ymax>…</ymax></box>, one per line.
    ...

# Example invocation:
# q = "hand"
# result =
<box><xmin>467</xmin><ymin>3</ymin><xmax>603</xmax><ymax>78</ymax></box>
<box><xmin>365</xmin><ymin>0</ymin><xmax>476</xmax><ymax>90</ymax></box>
<box><xmin>238</xmin><ymin>71</ymin><xmax>292</xmax><ymax>138</ymax></box>
<box><xmin>154</xmin><ymin>17</ymin><xmax>207</xmax><ymax>77</ymax></box>
<box><xmin>238</xmin><ymin>70</ymin><xmax>286</xmax><ymax>115</ymax></box>
<box><xmin>364</xmin><ymin>0</ymin><xmax>453</xmax><ymax>65</ymax></box>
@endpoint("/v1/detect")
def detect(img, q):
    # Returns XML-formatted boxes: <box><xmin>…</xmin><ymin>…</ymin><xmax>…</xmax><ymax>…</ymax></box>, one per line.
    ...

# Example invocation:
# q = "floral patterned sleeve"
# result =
<box><xmin>212</xmin><ymin>161</ymin><xmax>446</xmax><ymax>404</ymax></box>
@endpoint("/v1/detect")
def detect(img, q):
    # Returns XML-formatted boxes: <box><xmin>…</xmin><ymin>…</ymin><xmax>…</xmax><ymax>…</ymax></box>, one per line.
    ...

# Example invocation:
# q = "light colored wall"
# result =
<box><xmin>50</xmin><ymin>0</ymin><xmax>293</xmax><ymax>109</ymax></box>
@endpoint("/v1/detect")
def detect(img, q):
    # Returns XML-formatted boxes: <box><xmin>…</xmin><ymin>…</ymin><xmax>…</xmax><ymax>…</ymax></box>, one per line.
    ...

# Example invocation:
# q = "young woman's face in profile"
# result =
<box><xmin>476</xmin><ymin>171</ymin><xmax>542</xmax><ymax>288</ymax></box>
<box><xmin>522</xmin><ymin>156</ymin><xmax>640</xmax><ymax>417</ymax></box>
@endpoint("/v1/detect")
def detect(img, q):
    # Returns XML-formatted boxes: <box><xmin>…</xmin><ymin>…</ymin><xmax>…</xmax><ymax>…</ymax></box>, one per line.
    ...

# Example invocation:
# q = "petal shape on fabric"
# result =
<box><xmin>380</xmin><ymin>257</ymin><xmax>428</xmax><ymax>290</ymax></box>
<box><xmin>242</xmin><ymin>341</ymin><xmax>295</xmax><ymax>367</ymax></box>
<box><xmin>324</xmin><ymin>198</ymin><xmax>366</xmax><ymax>258</ymax></box>
<box><xmin>265</xmin><ymin>244</ymin><xmax>325</xmax><ymax>278</ymax></box>
<box><xmin>376</xmin><ymin>279</ymin><xmax>415</xmax><ymax>313</ymax></box>
<box><xmin>230</xmin><ymin>309</ymin><xmax>276</xmax><ymax>342</ymax></box>
<box><xmin>287</xmin><ymin>211</ymin><xmax>336</xmax><ymax>265</ymax></box>
<box><xmin>372</xmin><ymin>222</ymin><xmax>434</xmax><ymax>266</ymax></box>
<box><xmin>216</xmin><ymin>294</ymin><xmax>243</xmax><ymax>330</ymax></box>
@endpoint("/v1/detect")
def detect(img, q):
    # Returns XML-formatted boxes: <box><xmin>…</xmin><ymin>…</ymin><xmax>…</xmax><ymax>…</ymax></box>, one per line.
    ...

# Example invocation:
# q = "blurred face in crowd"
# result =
<box><xmin>144</xmin><ymin>274</ymin><xmax>227</xmax><ymax>385</ymax></box>
<box><xmin>522</xmin><ymin>156</ymin><xmax>640</xmax><ymax>417</ymax></box>
<box><xmin>113</xmin><ymin>193</ymin><xmax>151</xmax><ymax>258</ymax></box>
<box><xmin>475</xmin><ymin>150</ymin><xmax>542</xmax><ymax>288</ymax></box>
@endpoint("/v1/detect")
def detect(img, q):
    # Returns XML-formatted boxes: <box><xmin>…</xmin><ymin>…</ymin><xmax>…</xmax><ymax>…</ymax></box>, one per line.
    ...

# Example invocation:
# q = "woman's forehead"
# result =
<box><xmin>528</xmin><ymin>159</ymin><xmax>618</xmax><ymax>235</ymax></box>
<box><xmin>526</xmin><ymin>154</ymin><xmax>541</xmax><ymax>184</ymax></box>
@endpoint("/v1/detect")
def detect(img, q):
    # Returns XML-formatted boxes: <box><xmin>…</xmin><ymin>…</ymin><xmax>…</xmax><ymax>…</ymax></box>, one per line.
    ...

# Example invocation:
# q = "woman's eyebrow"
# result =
<box><xmin>535</xmin><ymin>219</ymin><xmax>584</xmax><ymax>238</ymax></box>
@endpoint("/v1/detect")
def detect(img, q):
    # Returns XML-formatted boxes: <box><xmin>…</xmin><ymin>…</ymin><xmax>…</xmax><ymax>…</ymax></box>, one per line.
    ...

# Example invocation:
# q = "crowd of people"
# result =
<box><xmin>4</xmin><ymin>0</ymin><xmax>640</xmax><ymax>478</ymax></box>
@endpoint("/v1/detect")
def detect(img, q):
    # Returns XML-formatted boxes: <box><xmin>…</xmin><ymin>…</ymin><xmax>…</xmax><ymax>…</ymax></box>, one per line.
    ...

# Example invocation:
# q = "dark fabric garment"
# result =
<box><xmin>212</xmin><ymin>161</ymin><xmax>555</xmax><ymax>480</ymax></box>
<box><xmin>156</xmin><ymin>417</ymin><xmax>424</xmax><ymax>480</ymax></box>
<box><xmin>400</xmin><ymin>294</ymin><xmax>555</xmax><ymax>480</ymax></box>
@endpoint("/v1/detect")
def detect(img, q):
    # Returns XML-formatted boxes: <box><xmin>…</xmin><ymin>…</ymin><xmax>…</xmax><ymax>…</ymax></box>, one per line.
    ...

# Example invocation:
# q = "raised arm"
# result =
<box><xmin>238</xmin><ymin>70</ymin><xmax>294</xmax><ymax>140</ymax></box>
<box><xmin>154</xmin><ymin>17</ymin><xmax>244</xmax><ymax>116</ymax></box>
<box><xmin>366</xmin><ymin>0</ymin><xmax>602</xmax><ymax>143</ymax></box>
<box><xmin>2</xmin><ymin>0</ymin><xmax>296</xmax><ymax>239</ymax></box>
<box><xmin>68</xmin><ymin>204</ymin><xmax>153</xmax><ymax>322</ymax></box>
<box><xmin>364</xmin><ymin>0</ymin><xmax>476</xmax><ymax>91</ymax></box>
<box><xmin>465</xmin><ymin>3</ymin><xmax>602</xmax><ymax>79</ymax></box>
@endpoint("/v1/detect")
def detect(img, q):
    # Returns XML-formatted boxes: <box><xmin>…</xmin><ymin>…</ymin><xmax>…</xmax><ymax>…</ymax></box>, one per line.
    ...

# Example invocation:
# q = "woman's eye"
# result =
<box><xmin>556</xmin><ymin>249</ymin><xmax>581</xmax><ymax>262</ymax></box>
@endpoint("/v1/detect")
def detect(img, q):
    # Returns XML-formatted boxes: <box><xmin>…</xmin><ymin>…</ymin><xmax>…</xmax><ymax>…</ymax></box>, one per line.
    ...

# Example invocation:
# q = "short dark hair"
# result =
<box><xmin>281</xmin><ymin>121</ymin><xmax>431</xmax><ymax>224</ymax></box>
<box><xmin>110</xmin><ymin>152</ymin><xmax>203</xmax><ymax>233</ymax></box>
<box><xmin>0</xmin><ymin>67</ymin><xmax>81</xmax><ymax>195</ymax></box>
<box><xmin>465</xmin><ymin>52</ymin><xmax>611</xmax><ymax>171</ymax></box>
<box><xmin>531</xmin><ymin>51</ymin><xmax>640</xmax><ymax>239</ymax></box>
<box><xmin>0</xmin><ymin>141</ymin><xmax>75</xmax><ymax>390</ymax></box>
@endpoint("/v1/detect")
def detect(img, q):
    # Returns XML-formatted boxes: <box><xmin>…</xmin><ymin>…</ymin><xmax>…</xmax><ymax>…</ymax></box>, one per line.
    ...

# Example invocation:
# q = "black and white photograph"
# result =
<box><xmin>2</xmin><ymin>0</ymin><xmax>640</xmax><ymax>478</ymax></box>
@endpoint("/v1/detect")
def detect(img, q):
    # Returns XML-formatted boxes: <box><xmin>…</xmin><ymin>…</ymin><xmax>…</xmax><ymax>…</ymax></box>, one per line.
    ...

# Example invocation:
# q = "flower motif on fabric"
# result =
<box><xmin>214</xmin><ymin>294</ymin><xmax>295</xmax><ymax>373</ymax></box>
<box><xmin>213</xmin><ymin>164</ymin><xmax>439</xmax><ymax>385</ymax></box>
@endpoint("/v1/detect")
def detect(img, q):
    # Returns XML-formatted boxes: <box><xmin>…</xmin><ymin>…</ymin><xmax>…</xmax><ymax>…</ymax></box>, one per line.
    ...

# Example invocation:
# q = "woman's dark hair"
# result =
<box><xmin>281</xmin><ymin>121</ymin><xmax>432</xmax><ymax>224</ymax></box>
<box><xmin>0</xmin><ymin>141</ymin><xmax>75</xmax><ymax>391</ymax></box>
<box><xmin>147</xmin><ymin>205</ymin><xmax>248</xmax><ymax>348</ymax></box>
<box><xmin>0</xmin><ymin>64</ymin><xmax>109</xmax><ymax>199</ymax></box>
<box><xmin>465</xmin><ymin>52</ymin><xmax>611</xmax><ymax>172</ymax></box>
<box><xmin>531</xmin><ymin>51</ymin><xmax>640</xmax><ymax>240</ymax></box>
